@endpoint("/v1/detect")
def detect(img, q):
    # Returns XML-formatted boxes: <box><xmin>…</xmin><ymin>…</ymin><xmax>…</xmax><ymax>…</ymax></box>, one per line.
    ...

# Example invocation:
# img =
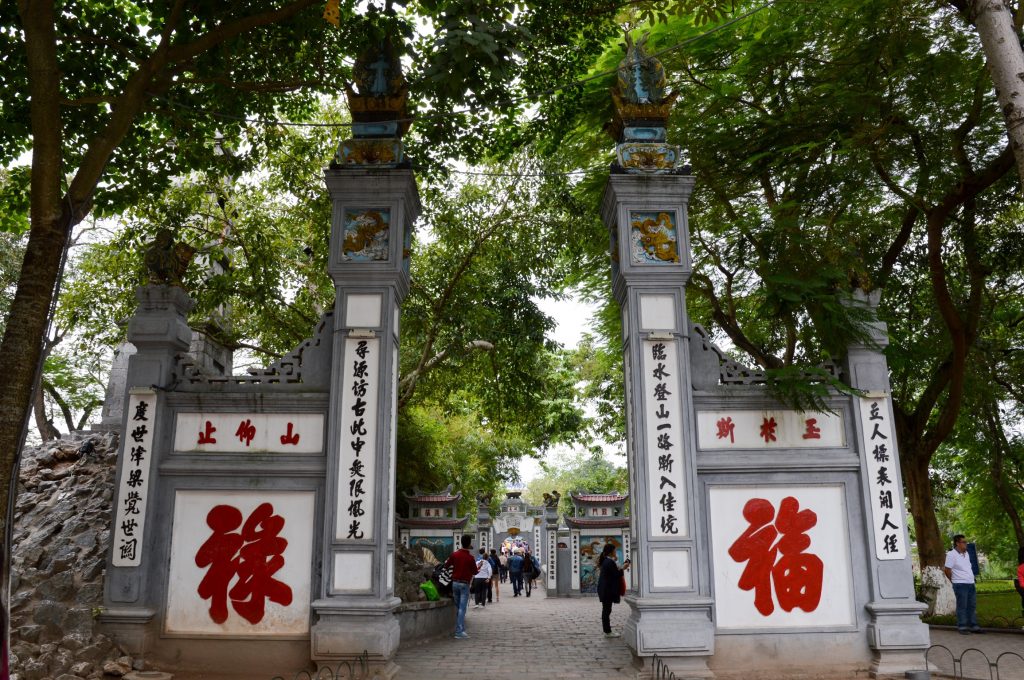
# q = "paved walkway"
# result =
<box><xmin>394</xmin><ymin>587</ymin><xmax>1024</xmax><ymax>680</ymax></box>
<box><xmin>927</xmin><ymin>628</ymin><xmax>1024</xmax><ymax>679</ymax></box>
<box><xmin>394</xmin><ymin>586</ymin><xmax>635</xmax><ymax>679</ymax></box>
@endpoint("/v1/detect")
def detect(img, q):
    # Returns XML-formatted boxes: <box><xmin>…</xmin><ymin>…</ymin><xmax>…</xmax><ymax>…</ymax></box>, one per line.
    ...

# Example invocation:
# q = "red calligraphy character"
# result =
<box><xmin>229</xmin><ymin>503</ymin><xmax>293</xmax><ymax>624</ymax></box>
<box><xmin>716</xmin><ymin>417</ymin><xmax>735</xmax><ymax>444</ymax></box>
<box><xmin>198</xmin><ymin>420</ymin><xmax>217</xmax><ymax>445</ymax></box>
<box><xmin>195</xmin><ymin>503</ymin><xmax>293</xmax><ymax>625</ymax></box>
<box><xmin>728</xmin><ymin>496</ymin><xmax>823</xmax><ymax>617</ymax></box>
<box><xmin>727</xmin><ymin>498</ymin><xmax>778</xmax><ymax>616</ymax></box>
<box><xmin>802</xmin><ymin>418</ymin><xmax>821</xmax><ymax>440</ymax></box>
<box><xmin>235</xmin><ymin>419</ymin><xmax>256</xmax><ymax>447</ymax></box>
<box><xmin>195</xmin><ymin>505</ymin><xmax>244</xmax><ymax>624</ymax></box>
<box><xmin>280</xmin><ymin>422</ymin><xmax>300</xmax><ymax>446</ymax></box>
<box><xmin>759</xmin><ymin>417</ymin><xmax>777</xmax><ymax>443</ymax></box>
<box><xmin>771</xmin><ymin>497</ymin><xmax>823</xmax><ymax>613</ymax></box>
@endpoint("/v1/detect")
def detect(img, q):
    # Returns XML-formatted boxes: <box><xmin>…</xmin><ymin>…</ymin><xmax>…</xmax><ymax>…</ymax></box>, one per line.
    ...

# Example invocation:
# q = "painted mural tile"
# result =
<box><xmin>342</xmin><ymin>208</ymin><xmax>390</xmax><ymax>261</ymax></box>
<box><xmin>629</xmin><ymin>211</ymin><xmax>679</xmax><ymax>264</ymax></box>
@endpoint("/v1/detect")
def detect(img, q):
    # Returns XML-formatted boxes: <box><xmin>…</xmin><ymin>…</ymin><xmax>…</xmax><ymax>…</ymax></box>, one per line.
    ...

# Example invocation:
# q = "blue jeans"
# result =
<box><xmin>452</xmin><ymin>581</ymin><xmax>470</xmax><ymax>635</ymax></box>
<box><xmin>952</xmin><ymin>582</ymin><xmax>978</xmax><ymax>630</ymax></box>
<box><xmin>509</xmin><ymin>571</ymin><xmax>523</xmax><ymax>595</ymax></box>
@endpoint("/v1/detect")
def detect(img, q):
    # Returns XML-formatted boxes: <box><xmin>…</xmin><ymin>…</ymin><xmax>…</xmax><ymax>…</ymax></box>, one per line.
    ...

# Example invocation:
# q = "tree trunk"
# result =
<box><xmin>901</xmin><ymin>441</ymin><xmax>955</xmax><ymax>614</ymax></box>
<box><xmin>984</xmin><ymin>399</ymin><xmax>1024</xmax><ymax>548</ymax></box>
<box><xmin>32</xmin><ymin>384</ymin><xmax>56</xmax><ymax>442</ymax></box>
<box><xmin>970</xmin><ymin>0</ymin><xmax>1024</xmax><ymax>187</ymax></box>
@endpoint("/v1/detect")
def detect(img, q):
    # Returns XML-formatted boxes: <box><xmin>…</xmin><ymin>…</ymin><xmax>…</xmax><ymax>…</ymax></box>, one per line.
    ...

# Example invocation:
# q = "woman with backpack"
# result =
<box><xmin>596</xmin><ymin>543</ymin><xmax>630</xmax><ymax>638</ymax></box>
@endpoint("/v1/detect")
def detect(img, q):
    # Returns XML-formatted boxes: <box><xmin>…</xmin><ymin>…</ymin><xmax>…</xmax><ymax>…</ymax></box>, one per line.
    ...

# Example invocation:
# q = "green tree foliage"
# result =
<box><xmin>523</xmin><ymin>449</ymin><xmax>628</xmax><ymax>517</ymax></box>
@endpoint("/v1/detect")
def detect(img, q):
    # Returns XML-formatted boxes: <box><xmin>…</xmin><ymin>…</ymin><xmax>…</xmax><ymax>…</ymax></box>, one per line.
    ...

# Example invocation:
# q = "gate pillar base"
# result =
<box><xmin>633</xmin><ymin>654</ymin><xmax>715</xmax><ymax>680</ymax></box>
<box><xmin>310</xmin><ymin>598</ymin><xmax>401</xmax><ymax>677</ymax></box>
<box><xmin>865</xmin><ymin>600</ymin><xmax>930</xmax><ymax>679</ymax></box>
<box><xmin>625</xmin><ymin>596</ymin><xmax>715</xmax><ymax>678</ymax></box>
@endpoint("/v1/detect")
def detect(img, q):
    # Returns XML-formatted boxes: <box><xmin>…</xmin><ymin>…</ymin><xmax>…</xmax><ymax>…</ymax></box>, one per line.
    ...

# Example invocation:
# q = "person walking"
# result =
<box><xmin>498</xmin><ymin>549</ymin><xmax>509</xmax><ymax>583</ymax></box>
<box><xmin>473</xmin><ymin>552</ymin><xmax>492</xmax><ymax>608</ymax></box>
<box><xmin>943</xmin><ymin>534</ymin><xmax>983</xmax><ymax>635</ymax></box>
<box><xmin>508</xmin><ymin>548</ymin><xmax>525</xmax><ymax>597</ymax></box>
<box><xmin>443</xmin><ymin>534</ymin><xmax>477</xmax><ymax>639</ymax></box>
<box><xmin>488</xmin><ymin>548</ymin><xmax>501</xmax><ymax>603</ymax></box>
<box><xmin>596</xmin><ymin>543</ymin><xmax>630</xmax><ymax>638</ymax></box>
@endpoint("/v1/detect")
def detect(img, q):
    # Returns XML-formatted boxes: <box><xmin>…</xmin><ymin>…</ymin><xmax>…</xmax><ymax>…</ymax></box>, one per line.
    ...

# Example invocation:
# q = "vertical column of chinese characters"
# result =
<box><xmin>859</xmin><ymin>398</ymin><xmax>904</xmax><ymax>560</ymax></box>
<box><xmin>112</xmin><ymin>392</ymin><xmax>157</xmax><ymax>567</ymax></box>
<box><xmin>645</xmin><ymin>341</ymin><xmax>686</xmax><ymax>537</ymax></box>
<box><xmin>346</xmin><ymin>340</ymin><xmax>371</xmax><ymax>540</ymax></box>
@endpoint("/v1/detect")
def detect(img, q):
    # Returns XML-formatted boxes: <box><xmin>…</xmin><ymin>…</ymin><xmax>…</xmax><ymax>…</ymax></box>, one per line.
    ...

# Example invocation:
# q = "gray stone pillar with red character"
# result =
<box><xmin>309</xmin><ymin>36</ymin><xmax>418</xmax><ymax>678</ymax></box>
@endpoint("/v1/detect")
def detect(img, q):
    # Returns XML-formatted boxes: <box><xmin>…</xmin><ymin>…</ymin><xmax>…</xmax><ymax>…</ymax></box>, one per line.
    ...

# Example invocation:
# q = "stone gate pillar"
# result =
<box><xmin>310</xmin><ymin>39</ymin><xmax>418</xmax><ymax>677</ymax></box>
<box><xmin>100</xmin><ymin>285</ymin><xmax>193</xmax><ymax>650</ymax></box>
<box><xmin>842</xmin><ymin>290</ymin><xmax>929</xmax><ymax>676</ymax></box>
<box><xmin>600</xmin><ymin>33</ymin><xmax>714</xmax><ymax>677</ymax></box>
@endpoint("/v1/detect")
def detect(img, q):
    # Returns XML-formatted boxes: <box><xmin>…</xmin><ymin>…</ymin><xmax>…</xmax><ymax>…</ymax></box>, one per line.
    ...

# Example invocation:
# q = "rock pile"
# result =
<box><xmin>393</xmin><ymin>544</ymin><xmax>441</xmax><ymax>603</ymax></box>
<box><xmin>10</xmin><ymin>431</ymin><xmax>145</xmax><ymax>680</ymax></box>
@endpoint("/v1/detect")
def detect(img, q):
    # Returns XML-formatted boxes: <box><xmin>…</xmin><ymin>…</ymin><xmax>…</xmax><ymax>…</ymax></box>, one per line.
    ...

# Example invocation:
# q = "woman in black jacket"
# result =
<box><xmin>596</xmin><ymin>543</ymin><xmax>630</xmax><ymax>637</ymax></box>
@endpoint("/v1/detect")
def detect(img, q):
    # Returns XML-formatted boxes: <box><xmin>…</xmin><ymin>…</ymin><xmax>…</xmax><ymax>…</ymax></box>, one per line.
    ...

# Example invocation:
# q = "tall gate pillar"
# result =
<box><xmin>842</xmin><ymin>290</ymin><xmax>929</xmax><ymax>676</ymax></box>
<box><xmin>310</xmin><ymin>38</ymin><xmax>418</xmax><ymax>677</ymax></box>
<box><xmin>602</xmin><ymin>174</ymin><xmax>714</xmax><ymax>677</ymax></box>
<box><xmin>600</xmin><ymin>32</ymin><xmax>714</xmax><ymax>678</ymax></box>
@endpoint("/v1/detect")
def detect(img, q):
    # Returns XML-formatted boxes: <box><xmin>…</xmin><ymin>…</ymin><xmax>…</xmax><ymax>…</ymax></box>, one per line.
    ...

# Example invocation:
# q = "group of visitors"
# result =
<box><xmin>443</xmin><ymin>536</ymin><xmax>634</xmax><ymax>640</ymax></box>
<box><xmin>441</xmin><ymin>535</ymin><xmax>543</xmax><ymax>639</ymax></box>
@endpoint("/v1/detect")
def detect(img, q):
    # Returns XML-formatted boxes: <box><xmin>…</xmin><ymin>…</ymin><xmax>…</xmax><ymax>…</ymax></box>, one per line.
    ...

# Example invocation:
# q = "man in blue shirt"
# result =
<box><xmin>508</xmin><ymin>549</ymin><xmax>525</xmax><ymax>597</ymax></box>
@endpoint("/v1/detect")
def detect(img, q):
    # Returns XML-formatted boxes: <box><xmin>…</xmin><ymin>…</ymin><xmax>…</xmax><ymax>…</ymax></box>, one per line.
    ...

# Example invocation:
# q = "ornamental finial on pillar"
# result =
<box><xmin>333</xmin><ymin>34</ymin><xmax>412</xmax><ymax>168</ymax></box>
<box><xmin>607</xmin><ymin>31</ymin><xmax>685</xmax><ymax>174</ymax></box>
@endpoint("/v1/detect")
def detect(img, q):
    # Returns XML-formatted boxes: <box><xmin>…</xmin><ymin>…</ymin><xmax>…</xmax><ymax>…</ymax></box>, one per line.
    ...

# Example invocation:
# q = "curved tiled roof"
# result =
<box><xmin>571</xmin><ymin>492</ymin><xmax>628</xmax><ymax>503</ymax></box>
<box><xmin>405</xmin><ymin>493</ymin><xmax>461</xmax><ymax>504</ymax></box>
<box><xmin>564</xmin><ymin>516</ymin><xmax>630</xmax><ymax>529</ymax></box>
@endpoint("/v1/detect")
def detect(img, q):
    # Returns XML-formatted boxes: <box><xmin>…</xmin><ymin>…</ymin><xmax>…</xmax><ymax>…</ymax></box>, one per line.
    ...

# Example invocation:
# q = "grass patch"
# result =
<box><xmin>923</xmin><ymin>589</ymin><xmax>1024</xmax><ymax>629</ymax></box>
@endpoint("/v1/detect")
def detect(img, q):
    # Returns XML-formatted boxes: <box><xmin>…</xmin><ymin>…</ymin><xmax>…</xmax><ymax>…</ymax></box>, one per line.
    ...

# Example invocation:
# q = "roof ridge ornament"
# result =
<box><xmin>607</xmin><ymin>30</ymin><xmax>686</xmax><ymax>175</ymax></box>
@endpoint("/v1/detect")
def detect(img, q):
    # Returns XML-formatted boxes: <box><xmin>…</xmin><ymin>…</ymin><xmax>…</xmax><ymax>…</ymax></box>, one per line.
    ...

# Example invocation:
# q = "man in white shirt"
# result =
<box><xmin>943</xmin><ymin>534</ymin><xmax>982</xmax><ymax>635</ymax></box>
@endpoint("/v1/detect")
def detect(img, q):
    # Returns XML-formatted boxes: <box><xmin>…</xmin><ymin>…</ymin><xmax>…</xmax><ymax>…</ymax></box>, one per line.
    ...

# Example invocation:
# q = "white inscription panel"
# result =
<box><xmin>642</xmin><ymin>339</ymin><xmax>687</xmax><ymax>537</ymax></box>
<box><xmin>165</xmin><ymin>490</ymin><xmax>314</xmax><ymax>636</ymax></box>
<box><xmin>336</xmin><ymin>337</ymin><xmax>379</xmax><ymax>541</ymax></box>
<box><xmin>174</xmin><ymin>413</ymin><xmax>324</xmax><ymax>454</ymax></box>
<box><xmin>696</xmin><ymin>409</ymin><xmax>844</xmax><ymax>450</ymax></box>
<box><xmin>112</xmin><ymin>390</ymin><xmax>157</xmax><ymax>567</ymax></box>
<box><xmin>709</xmin><ymin>485</ymin><xmax>854</xmax><ymax>629</ymax></box>
<box><xmin>858</xmin><ymin>397</ymin><xmax>906</xmax><ymax>560</ymax></box>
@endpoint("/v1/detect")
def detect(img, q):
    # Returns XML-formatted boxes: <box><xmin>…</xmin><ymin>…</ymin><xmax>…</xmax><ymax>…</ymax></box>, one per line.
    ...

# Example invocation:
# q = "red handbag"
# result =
<box><xmin>619</xmin><ymin>572</ymin><xmax>627</xmax><ymax>596</ymax></box>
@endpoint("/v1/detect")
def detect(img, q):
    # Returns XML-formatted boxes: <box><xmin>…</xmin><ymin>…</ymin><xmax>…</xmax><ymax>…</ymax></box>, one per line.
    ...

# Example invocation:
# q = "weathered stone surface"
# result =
<box><xmin>38</xmin><ymin>571</ymin><xmax>75</xmax><ymax>600</ymax></box>
<box><xmin>33</xmin><ymin>600</ymin><xmax>65</xmax><ymax>629</ymax></box>
<box><xmin>101</xmin><ymin>660</ymin><xmax>131</xmax><ymax>677</ymax></box>
<box><xmin>71</xmin><ymin>661</ymin><xmax>94</xmax><ymax>676</ymax></box>
<box><xmin>18</xmin><ymin>625</ymin><xmax>43</xmax><ymax>643</ymax></box>
<box><xmin>11</xmin><ymin>432</ymin><xmax>134</xmax><ymax>678</ymax></box>
<box><xmin>62</xmin><ymin>608</ymin><xmax>95</xmax><ymax>638</ymax></box>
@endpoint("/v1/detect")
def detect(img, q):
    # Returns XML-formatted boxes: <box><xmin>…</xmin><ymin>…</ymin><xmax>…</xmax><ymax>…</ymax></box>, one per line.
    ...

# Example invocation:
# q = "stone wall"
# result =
<box><xmin>10</xmin><ymin>432</ymin><xmax>149</xmax><ymax>680</ymax></box>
